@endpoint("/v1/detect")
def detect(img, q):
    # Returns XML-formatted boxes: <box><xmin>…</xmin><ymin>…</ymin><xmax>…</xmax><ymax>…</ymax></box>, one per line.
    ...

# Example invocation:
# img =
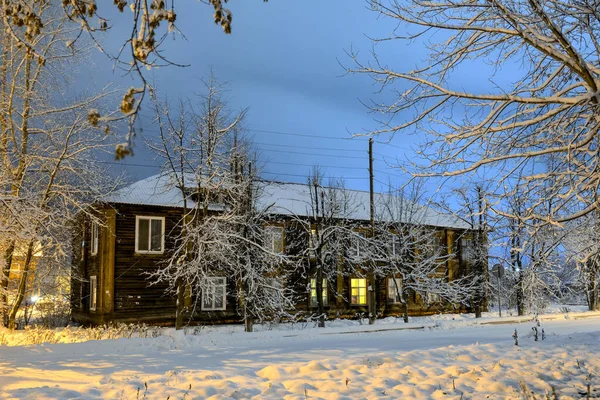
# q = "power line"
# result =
<box><xmin>267</xmin><ymin>160</ymin><xmax>365</xmax><ymax>170</ymax></box>
<box><xmin>247</xmin><ymin>128</ymin><xmax>359</xmax><ymax>141</ymax></box>
<box><xmin>93</xmin><ymin>159</ymin><xmax>367</xmax><ymax>171</ymax></box>
<box><xmin>260</xmin><ymin>171</ymin><xmax>368</xmax><ymax>180</ymax></box>
<box><xmin>138</xmin><ymin>113</ymin><xmax>412</xmax><ymax>149</ymax></box>
<box><xmin>245</xmin><ymin>129</ymin><xmax>413</xmax><ymax>151</ymax></box>
<box><xmin>374</xmin><ymin>169</ymin><xmax>404</xmax><ymax>177</ymax></box>
<box><xmin>248</xmin><ymin>128</ymin><xmax>412</xmax><ymax>150</ymax></box>
<box><xmin>258</xmin><ymin>148</ymin><xmax>364</xmax><ymax>159</ymax></box>
<box><xmin>94</xmin><ymin>160</ymin><xmax>160</xmax><ymax>168</ymax></box>
<box><xmin>373</xmin><ymin>140</ymin><xmax>411</xmax><ymax>150</ymax></box>
<box><xmin>254</xmin><ymin>141</ymin><xmax>365</xmax><ymax>153</ymax></box>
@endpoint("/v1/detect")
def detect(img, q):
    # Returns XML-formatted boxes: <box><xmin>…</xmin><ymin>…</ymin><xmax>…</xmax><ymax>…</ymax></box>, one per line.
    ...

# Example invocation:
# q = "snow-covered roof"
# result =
<box><xmin>103</xmin><ymin>174</ymin><xmax>470</xmax><ymax>229</ymax></box>
<box><xmin>103</xmin><ymin>174</ymin><xmax>192</xmax><ymax>209</ymax></box>
<box><xmin>255</xmin><ymin>181</ymin><xmax>470</xmax><ymax>229</ymax></box>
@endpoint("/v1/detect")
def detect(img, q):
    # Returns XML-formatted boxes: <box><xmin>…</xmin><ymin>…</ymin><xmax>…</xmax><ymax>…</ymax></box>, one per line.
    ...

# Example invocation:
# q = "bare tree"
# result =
<box><xmin>1</xmin><ymin>0</ymin><xmax>270</xmax><ymax>154</ymax></box>
<box><xmin>307</xmin><ymin>169</ymin><xmax>364</xmax><ymax>327</ymax></box>
<box><xmin>350</xmin><ymin>0</ymin><xmax>600</xmax><ymax>225</ymax></box>
<box><xmin>482</xmin><ymin>167</ymin><xmax>577</xmax><ymax>316</ymax></box>
<box><xmin>148</xmin><ymin>76</ymin><xmax>299</xmax><ymax>331</ymax></box>
<box><xmin>563</xmin><ymin>212</ymin><xmax>600</xmax><ymax>311</ymax></box>
<box><xmin>278</xmin><ymin>168</ymin><xmax>359</xmax><ymax>328</ymax></box>
<box><xmin>0</xmin><ymin>2</ymin><xmax>117</xmax><ymax>327</ymax></box>
<box><xmin>374</xmin><ymin>181</ymin><xmax>481</xmax><ymax>322</ymax></box>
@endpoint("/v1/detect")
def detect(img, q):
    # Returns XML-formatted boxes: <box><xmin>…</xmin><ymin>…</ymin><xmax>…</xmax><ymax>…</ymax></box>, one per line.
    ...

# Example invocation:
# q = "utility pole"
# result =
<box><xmin>368</xmin><ymin>138</ymin><xmax>376</xmax><ymax>325</ymax></box>
<box><xmin>243</xmin><ymin>161</ymin><xmax>254</xmax><ymax>332</ymax></box>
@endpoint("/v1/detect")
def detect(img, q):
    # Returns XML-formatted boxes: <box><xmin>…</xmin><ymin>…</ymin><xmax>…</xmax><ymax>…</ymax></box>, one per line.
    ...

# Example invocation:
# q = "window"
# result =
<box><xmin>350</xmin><ymin>278</ymin><xmax>367</xmax><ymax>305</ymax></box>
<box><xmin>426</xmin><ymin>292</ymin><xmax>441</xmax><ymax>304</ymax></box>
<box><xmin>309</xmin><ymin>227</ymin><xmax>318</xmax><ymax>258</ymax></box>
<box><xmin>90</xmin><ymin>221</ymin><xmax>99</xmax><ymax>256</ymax></box>
<box><xmin>135</xmin><ymin>216</ymin><xmax>165</xmax><ymax>253</ymax></box>
<box><xmin>80</xmin><ymin>223</ymin><xmax>86</xmax><ymax>261</ymax></box>
<box><xmin>387</xmin><ymin>277</ymin><xmax>403</xmax><ymax>303</ymax></box>
<box><xmin>310</xmin><ymin>278</ymin><xmax>328</xmax><ymax>307</ymax></box>
<box><xmin>353</xmin><ymin>231</ymin><xmax>368</xmax><ymax>258</ymax></box>
<box><xmin>389</xmin><ymin>234</ymin><xmax>400</xmax><ymax>258</ymax></box>
<box><xmin>424</xmin><ymin>234</ymin><xmax>443</xmax><ymax>259</ymax></box>
<box><xmin>202</xmin><ymin>277</ymin><xmax>227</xmax><ymax>311</ymax></box>
<box><xmin>264</xmin><ymin>225</ymin><xmax>284</xmax><ymax>254</ymax></box>
<box><xmin>461</xmin><ymin>238</ymin><xmax>475</xmax><ymax>262</ymax></box>
<box><xmin>266</xmin><ymin>277</ymin><xmax>284</xmax><ymax>305</ymax></box>
<box><xmin>89</xmin><ymin>275</ymin><xmax>97</xmax><ymax>311</ymax></box>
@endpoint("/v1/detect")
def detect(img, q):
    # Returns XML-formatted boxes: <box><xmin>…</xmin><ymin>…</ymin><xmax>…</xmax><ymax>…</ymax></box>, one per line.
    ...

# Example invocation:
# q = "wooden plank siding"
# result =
<box><xmin>71</xmin><ymin>205</ymin><xmax>483</xmax><ymax>326</ymax></box>
<box><xmin>71</xmin><ymin>212</ymin><xmax>103</xmax><ymax>324</ymax></box>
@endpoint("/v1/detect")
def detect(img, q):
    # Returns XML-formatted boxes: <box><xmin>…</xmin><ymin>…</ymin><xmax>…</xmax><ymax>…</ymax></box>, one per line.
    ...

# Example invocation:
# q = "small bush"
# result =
<box><xmin>0</xmin><ymin>323</ymin><xmax>167</xmax><ymax>346</ymax></box>
<box><xmin>35</xmin><ymin>295</ymin><xmax>71</xmax><ymax>328</ymax></box>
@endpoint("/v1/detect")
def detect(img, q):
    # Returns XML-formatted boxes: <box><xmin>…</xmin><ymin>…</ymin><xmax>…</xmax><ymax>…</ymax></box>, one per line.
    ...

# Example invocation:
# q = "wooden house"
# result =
<box><xmin>71</xmin><ymin>174</ymin><xmax>486</xmax><ymax>326</ymax></box>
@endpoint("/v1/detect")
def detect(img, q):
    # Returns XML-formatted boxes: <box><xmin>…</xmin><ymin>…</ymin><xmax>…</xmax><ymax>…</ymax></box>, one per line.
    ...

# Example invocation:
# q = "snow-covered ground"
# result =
<box><xmin>1</xmin><ymin>308</ymin><xmax>599</xmax><ymax>399</ymax></box>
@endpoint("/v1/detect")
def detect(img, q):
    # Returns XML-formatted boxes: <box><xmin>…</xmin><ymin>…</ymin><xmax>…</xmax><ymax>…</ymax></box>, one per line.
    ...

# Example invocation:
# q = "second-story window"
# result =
<box><xmin>135</xmin><ymin>216</ymin><xmax>165</xmax><ymax>253</ymax></box>
<box><xmin>389</xmin><ymin>233</ymin><xmax>400</xmax><ymax>258</ymax></box>
<box><xmin>424</xmin><ymin>234</ymin><xmax>444</xmax><ymax>259</ymax></box>
<box><xmin>309</xmin><ymin>228</ymin><xmax>318</xmax><ymax>258</ymax></box>
<box><xmin>461</xmin><ymin>238</ymin><xmax>475</xmax><ymax>263</ymax></box>
<box><xmin>264</xmin><ymin>225</ymin><xmax>284</xmax><ymax>254</ymax></box>
<box><xmin>90</xmin><ymin>221</ymin><xmax>99</xmax><ymax>256</ymax></box>
<box><xmin>353</xmin><ymin>231</ymin><xmax>368</xmax><ymax>259</ymax></box>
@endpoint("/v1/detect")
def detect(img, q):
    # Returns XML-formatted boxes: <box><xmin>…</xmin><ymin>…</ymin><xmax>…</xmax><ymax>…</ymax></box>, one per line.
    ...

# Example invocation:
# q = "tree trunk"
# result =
<box><xmin>402</xmin><ymin>301</ymin><xmax>408</xmax><ymax>323</ymax></box>
<box><xmin>516</xmin><ymin>272</ymin><xmax>525</xmax><ymax>316</ymax></box>
<box><xmin>241</xmin><ymin>276</ymin><xmax>254</xmax><ymax>333</ymax></box>
<box><xmin>1</xmin><ymin>241</ymin><xmax>15</xmax><ymax>326</ymax></box>
<box><xmin>175</xmin><ymin>277</ymin><xmax>184</xmax><ymax>330</ymax></box>
<box><xmin>245</xmin><ymin>315</ymin><xmax>254</xmax><ymax>333</ymax></box>
<box><xmin>7</xmin><ymin>241</ymin><xmax>34</xmax><ymax>329</ymax></box>
<box><xmin>368</xmin><ymin>274</ymin><xmax>376</xmax><ymax>324</ymax></box>
<box><xmin>586</xmin><ymin>260</ymin><xmax>599</xmax><ymax>311</ymax></box>
<box><xmin>316</xmin><ymin>266</ymin><xmax>325</xmax><ymax>328</ymax></box>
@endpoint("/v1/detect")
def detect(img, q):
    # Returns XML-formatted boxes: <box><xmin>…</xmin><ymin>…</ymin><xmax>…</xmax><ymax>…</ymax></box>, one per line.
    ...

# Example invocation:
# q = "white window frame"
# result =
<box><xmin>264</xmin><ymin>225</ymin><xmax>284</xmax><ymax>254</ymax></box>
<box><xmin>90</xmin><ymin>221</ymin><xmax>99</xmax><ymax>256</ymax></box>
<box><xmin>390</xmin><ymin>233</ymin><xmax>400</xmax><ymax>258</ymax></box>
<box><xmin>201</xmin><ymin>277</ymin><xmax>227</xmax><ymax>311</ymax></box>
<box><xmin>89</xmin><ymin>275</ymin><xmax>97</xmax><ymax>311</ymax></box>
<box><xmin>387</xmin><ymin>277</ymin><xmax>403</xmax><ymax>304</ymax></box>
<box><xmin>423</xmin><ymin>234</ymin><xmax>443</xmax><ymax>259</ymax></box>
<box><xmin>350</xmin><ymin>277</ymin><xmax>367</xmax><ymax>305</ymax></box>
<box><xmin>80</xmin><ymin>223</ymin><xmax>86</xmax><ymax>261</ymax></box>
<box><xmin>266</xmin><ymin>276</ymin><xmax>284</xmax><ymax>305</ymax></box>
<box><xmin>426</xmin><ymin>292</ymin><xmax>441</xmax><ymax>304</ymax></box>
<box><xmin>309</xmin><ymin>227</ymin><xmax>318</xmax><ymax>258</ymax></box>
<box><xmin>461</xmin><ymin>238</ymin><xmax>474</xmax><ymax>263</ymax></box>
<box><xmin>135</xmin><ymin>216</ymin><xmax>165</xmax><ymax>254</ymax></box>
<box><xmin>353</xmin><ymin>231</ymin><xmax>368</xmax><ymax>259</ymax></box>
<box><xmin>310</xmin><ymin>278</ymin><xmax>328</xmax><ymax>307</ymax></box>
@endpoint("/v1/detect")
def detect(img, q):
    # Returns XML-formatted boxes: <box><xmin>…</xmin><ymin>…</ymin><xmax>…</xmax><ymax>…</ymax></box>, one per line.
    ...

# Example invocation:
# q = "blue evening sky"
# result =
<box><xmin>82</xmin><ymin>1</ymin><xmax>489</xmax><ymax>195</ymax></box>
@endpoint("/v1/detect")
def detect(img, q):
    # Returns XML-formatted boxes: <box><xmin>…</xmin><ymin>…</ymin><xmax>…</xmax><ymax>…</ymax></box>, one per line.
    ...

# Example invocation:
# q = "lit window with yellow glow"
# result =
<box><xmin>310</xmin><ymin>278</ymin><xmax>328</xmax><ymax>307</ymax></box>
<box><xmin>350</xmin><ymin>278</ymin><xmax>367</xmax><ymax>305</ymax></box>
<box><xmin>89</xmin><ymin>275</ymin><xmax>97</xmax><ymax>311</ymax></box>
